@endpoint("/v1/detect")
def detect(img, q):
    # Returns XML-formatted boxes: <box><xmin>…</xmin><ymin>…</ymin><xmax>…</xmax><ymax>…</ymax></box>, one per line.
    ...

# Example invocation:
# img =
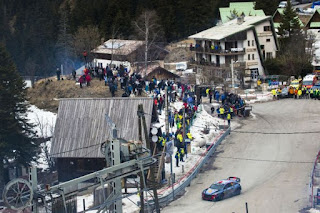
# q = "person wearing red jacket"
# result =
<box><xmin>84</xmin><ymin>68</ymin><xmax>89</xmax><ymax>75</ymax></box>
<box><xmin>85</xmin><ymin>74</ymin><xmax>91</xmax><ymax>86</ymax></box>
<box><xmin>79</xmin><ymin>75</ymin><xmax>86</xmax><ymax>88</ymax></box>
<box><xmin>83</xmin><ymin>50</ymin><xmax>87</xmax><ymax>63</ymax></box>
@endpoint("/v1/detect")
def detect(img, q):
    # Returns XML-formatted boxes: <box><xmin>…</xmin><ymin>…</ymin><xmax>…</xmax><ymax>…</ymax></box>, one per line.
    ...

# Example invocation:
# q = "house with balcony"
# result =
<box><xmin>189</xmin><ymin>15</ymin><xmax>279</xmax><ymax>87</ymax></box>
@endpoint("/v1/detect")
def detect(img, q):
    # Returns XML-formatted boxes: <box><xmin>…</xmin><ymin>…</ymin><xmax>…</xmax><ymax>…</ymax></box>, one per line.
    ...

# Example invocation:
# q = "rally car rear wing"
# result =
<box><xmin>228</xmin><ymin>177</ymin><xmax>241</xmax><ymax>182</ymax></box>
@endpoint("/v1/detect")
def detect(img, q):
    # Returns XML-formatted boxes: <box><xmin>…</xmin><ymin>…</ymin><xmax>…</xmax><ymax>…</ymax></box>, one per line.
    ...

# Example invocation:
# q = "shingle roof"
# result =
<box><xmin>189</xmin><ymin>16</ymin><xmax>271</xmax><ymax>41</ymax></box>
<box><xmin>50</xmin><ymin>98</ymin><xmax>154</xmax><ymax>158</ymax></box>
<box><xmin>135</xmin><ymin>65</ymin><xmax>180</xmax><ymax>79</ymax></box>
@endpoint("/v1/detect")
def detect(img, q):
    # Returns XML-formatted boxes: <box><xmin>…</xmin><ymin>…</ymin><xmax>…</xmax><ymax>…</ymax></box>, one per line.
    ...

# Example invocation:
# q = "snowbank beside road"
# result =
<box><xmin>309</xmin><ymin>209</ymin><xmax>320</xmax><ymax>213</ymax></box>
<box><xmin>240</xmin><ymin>92</ymin><xmax>273</xmax><ymax>104</ymax></box>
<box><xmin>27</xmin><ymin>105</ymin><xmax>57</xmax><ymax>170</ymax></box>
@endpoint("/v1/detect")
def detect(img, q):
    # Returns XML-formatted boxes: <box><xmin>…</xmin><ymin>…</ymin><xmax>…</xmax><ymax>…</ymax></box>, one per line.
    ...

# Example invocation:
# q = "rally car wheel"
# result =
<box><xmin>235</xmin><ymin>188</ymin><xmax>241</xmax><ymax>195</ymax></box>
<box><xmin>217</xmin><ymin>193</ymin><xmax>224</xmax><ymax>201</ymax></box>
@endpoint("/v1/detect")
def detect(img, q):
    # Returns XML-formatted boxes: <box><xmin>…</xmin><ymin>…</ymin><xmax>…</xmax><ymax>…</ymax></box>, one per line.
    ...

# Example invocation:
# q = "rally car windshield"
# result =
<box><xmin>210</xmin><ymin>183</ymin><xmax>225</xmax><ymax>190</ymax></box>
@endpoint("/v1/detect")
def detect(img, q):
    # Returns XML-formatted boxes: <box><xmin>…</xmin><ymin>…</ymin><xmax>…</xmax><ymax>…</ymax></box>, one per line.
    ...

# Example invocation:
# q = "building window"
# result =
<box><xmin>251</xmin><ymin>69</ymin><xmax>259</xmax><ymax>80</ymax></box>
<box><xmin>252</xmin><ymin>54</ymin><xmax>255</xmax><ymax>60</ymax></box>
<box><xmin>266</xmin><ymin>38</ymin><xmax>271</xmax><ymax>42</ymax></box>
<box><xmin>266</xmin><ymin>52</ymin><xmax>272</xmax><ymax>59</ymax></box>
<box><xmin>264</xmin><ymin>26</ymin><xmax>271</xmax><ymax>31</ymax></box>
<box><xmin>260</xmin><ymin>45</ymin><xmax>265</xmax><ymax>49</ymax></box>
<box><xmin>248</xmin><ymin>40</ymin><xmax>250</xmax><ymax>46</ymax></box>
<box><xmin>252</xmin><ymin>40</ymin><xmax>255</xmax><ymax>46</ymax></box>
<box><xmin>248</xmin><ymin>54</ymin><xmax>251</xmax><ymax>60</ymax></box>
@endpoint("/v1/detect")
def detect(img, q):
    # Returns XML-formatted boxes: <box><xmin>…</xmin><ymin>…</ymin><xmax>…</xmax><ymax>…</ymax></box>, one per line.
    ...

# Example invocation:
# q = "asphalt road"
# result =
<box><xmin>162</xmin><ymin>99</ymin><xmax>320</xmax><ymax>213</ymax></box>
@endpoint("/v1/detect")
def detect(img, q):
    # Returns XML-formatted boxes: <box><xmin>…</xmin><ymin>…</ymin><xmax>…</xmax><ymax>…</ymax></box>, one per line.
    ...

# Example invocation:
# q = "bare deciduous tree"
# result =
<box><xmin>73</xmin><ymin>25</ymin><xmax>101</xmax><ymax>64</ymax></box>
<box><xmin>133</xmin><ymin>10</ymin><xmax>164</xmax><ymax>76</ymax></box>
<box><xmin>34</xmin><ymin>114</ymin><xmax>55</xmax><ymax>171</ymax></box>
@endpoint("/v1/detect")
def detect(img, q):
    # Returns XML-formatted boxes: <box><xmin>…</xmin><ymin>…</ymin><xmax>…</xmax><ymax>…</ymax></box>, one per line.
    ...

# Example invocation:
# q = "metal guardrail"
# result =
<box><xmin>145</xmin><ymin>127</ymin><xmax>231</xmax><ymax>209</ymax></box>
<box><xmin>310</xmin><ymin>151</ymin><xmax>320</xmax><ymax>207</ymax></box>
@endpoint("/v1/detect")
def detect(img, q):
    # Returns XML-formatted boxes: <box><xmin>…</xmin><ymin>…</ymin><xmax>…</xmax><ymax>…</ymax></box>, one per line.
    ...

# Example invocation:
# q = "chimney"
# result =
<box><xmin>237</xmin><ymin>17</ymin><xmax>243</xmax><ymax>25</ymax></box>
<box><xmin>237</xmin><ymin>13</ymin><xmax>245</xmax><ymax>25</ymax></box>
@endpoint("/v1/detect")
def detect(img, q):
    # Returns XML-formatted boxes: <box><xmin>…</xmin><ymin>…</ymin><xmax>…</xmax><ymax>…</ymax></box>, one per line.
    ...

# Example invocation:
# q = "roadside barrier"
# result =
<box><xmin>145</xmin><ymin>127</ymin><xmax>231</xmax><ymax>209</ymax></box>
<box><xmin>310</xmin><ymin>151</ymin><xmax>320</xmax><ymax>207</ymax></box>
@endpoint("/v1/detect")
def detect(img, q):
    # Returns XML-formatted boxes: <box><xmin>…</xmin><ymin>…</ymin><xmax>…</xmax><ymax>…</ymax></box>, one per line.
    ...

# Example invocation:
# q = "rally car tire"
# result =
<box><xmin>217</xmin><ymin>193</ymin><xmax>224</xmax><ymax>201</ymax></box>
<box><xmin>235</xmin><ymin>188</ymin><xmax>241</xmax><ymax>195</ymax></box>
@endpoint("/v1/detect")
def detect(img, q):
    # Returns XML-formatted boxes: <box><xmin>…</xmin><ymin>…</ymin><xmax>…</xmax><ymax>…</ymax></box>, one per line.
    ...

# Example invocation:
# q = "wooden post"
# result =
<box><xmin>182</xmin><ymin>108</ymin><xmax>186</xmax><ymax>152</ymax></box>
<box><xmin>246</xmin><ymin>202</ymin><xmax>248</xmax><ymax>213</ymax></box>
<box><xmin>137</xmin><ymin>112</ymin><xmax>144</xmax><ymax>213</ymax></box>
<box><xmin>165</xmin><ymin>86</ymin><xmax>169</xmax><ymax>135</ymax></box>
<box><xmin>139</xmin><ymin>173</ymin><xmax>145</xmax><ymax>213</ymax></box>
<box><xmin>138</xmin><ymin>104</ymin><xmax>160</xmax><ymax>213</ymax></box>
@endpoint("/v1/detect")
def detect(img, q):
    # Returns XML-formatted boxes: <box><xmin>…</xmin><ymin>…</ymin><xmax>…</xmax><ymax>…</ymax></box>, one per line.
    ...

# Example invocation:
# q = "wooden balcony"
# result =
<box><xmin>190</xmin><ymin>60</ymin><xmax>246</xmax><ymax>69</ymax></box>
<box><xmin>191</xmin><ymin>46</ymin><xmax>246</xmax><ymax>55</ymax></box>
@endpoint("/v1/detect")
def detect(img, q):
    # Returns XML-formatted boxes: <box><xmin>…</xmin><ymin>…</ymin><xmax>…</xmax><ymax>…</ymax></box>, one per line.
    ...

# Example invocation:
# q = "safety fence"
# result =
<box><xmin>145</xmin><ymin>127</ymin><xmax>231</xmax><ymax>209</ymax></box>
<box><xmin>310</xmin><ymin>150</ymin><xmax>320</xmax><ymax>207</ymax></box>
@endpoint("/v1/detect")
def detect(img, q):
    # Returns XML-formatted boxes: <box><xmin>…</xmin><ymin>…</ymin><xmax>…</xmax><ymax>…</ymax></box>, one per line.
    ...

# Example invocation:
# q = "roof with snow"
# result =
<box><xmin>50</xmin><ymin>98</ymin><xmax>154</xmax><ymax>158</ymax></box>
<box><xmin>189</xmin><ymin>16</ymin><xmax>271</xmax><ymax>41</ymax></box>
<box><xmin>92</xmin><ymin>39</ymin><xmax>144</xmax><ymax>56</ymax></box>
<box><xmin>135</xmin><ymin>65</ymin><xmax>180</xmax><ymax>79</ymax></box>
<box><xmin>219</xmin><ymin>2</ymin><xmax>265</xmax><ymax>23</ymax></box>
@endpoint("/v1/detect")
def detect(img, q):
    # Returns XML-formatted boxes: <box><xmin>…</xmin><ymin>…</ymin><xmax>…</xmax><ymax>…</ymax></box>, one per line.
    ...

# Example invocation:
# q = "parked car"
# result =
<box><xmin>279</xmin><ymin>1</ymin><xmax>287</xmax><ymax>7</ymax></box>
<box><xmin>279</xmin><ymin>0</ymin><xmax>299</xmax><ymax>7</ymax></box>
<box><xmin>202</xmin><ymin>177</ymin><xmax>241</xmax><ymax>201</ymax></box>
<box><xmin>299</xmin><ymin>0</ymin><xmax>312</xmax><ymax>3</ymax></box>
<box><xmin>280</xmin><ymin>86</ymin><xmax>289</xmax><ymax>98</ymax></box>
<box><xmin>292</xmin><ymin>0</ymin><xmax>300</xmax><ymax>5</ymax></box>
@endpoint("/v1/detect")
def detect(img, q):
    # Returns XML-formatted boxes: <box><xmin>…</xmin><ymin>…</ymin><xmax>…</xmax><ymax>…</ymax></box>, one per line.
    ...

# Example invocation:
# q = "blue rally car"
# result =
<box><xmin>202</xmin><ymin>177</ymin><xmax>241</xmax><ymax>201</ymax></box>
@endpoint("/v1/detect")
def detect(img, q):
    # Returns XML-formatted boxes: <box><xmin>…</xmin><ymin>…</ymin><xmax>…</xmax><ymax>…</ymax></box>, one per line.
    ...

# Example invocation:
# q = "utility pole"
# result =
<box><xmin>165</xmin><ymin>86</ymin><xmax>169</xmax><ymax>134</ymax></box>
<box><xmin>231</xmin><ymin>59</ymin><xmax>235</xmax><ymax>89</ymax></box>
<box><xmin>30</xmin><ymin>167</ymin><xmax>38</xmax><ymax>213</ymax></box>
<box><xmin>137</xmin><ymin>104</ymin><xmax>160</xmax><ymax>213</ymax></box>
<box><xmin>105</xmin><ymin>115</ymin><xmax>122</xmax><ymax>213</ymax></box>
<box><xmin>137</xmin><ymin>114</ymin><xmax>145</xmax><ymax>213</ymax></box>
<box><xmin>182</xmin><ymin>107</ymin><xmax>186</xmax><ymax>155</ymax></box>
<box><xmin>165</xmin><ymin>86</ymin><xmax>174</xmax><ymax>200</ymax></box>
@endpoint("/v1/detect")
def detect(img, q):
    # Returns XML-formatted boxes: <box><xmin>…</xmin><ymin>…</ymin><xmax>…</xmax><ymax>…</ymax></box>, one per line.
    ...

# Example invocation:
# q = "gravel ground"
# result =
<box><xmin>162</xmin><ymin>99</ymin><xmax>320</xmax><ymax>213</ymax></box>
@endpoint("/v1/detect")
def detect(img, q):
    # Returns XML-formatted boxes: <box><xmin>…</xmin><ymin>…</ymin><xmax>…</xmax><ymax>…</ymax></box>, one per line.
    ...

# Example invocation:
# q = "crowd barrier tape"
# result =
<box><xmin>145</xmin><ymin>127</ymin><xmax>231</xmax><ymax>209</ymax></box>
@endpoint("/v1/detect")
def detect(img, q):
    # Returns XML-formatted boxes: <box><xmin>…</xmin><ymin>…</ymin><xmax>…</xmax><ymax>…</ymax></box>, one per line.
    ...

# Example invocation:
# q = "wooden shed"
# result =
<box><xmin>50</xmin><ymin>98</ymin><xmax>155</xmax><ymax>181</ymax></box>
<box><xmin>136</xmin><ymin>65</ymin><xmax>180</xmax><ymax>81</ymax></box>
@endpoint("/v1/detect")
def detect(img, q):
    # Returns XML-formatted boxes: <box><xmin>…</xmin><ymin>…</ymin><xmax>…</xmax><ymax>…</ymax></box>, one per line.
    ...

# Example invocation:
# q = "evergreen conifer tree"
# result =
<box><xmin>0</xmin><ymin>44</ymin><xmax>38</xmax><ymax>192</ymax></box>
<box><xmin>278</xmin><ymin>0</ymin><xmax>301</xmax><ymax>37</ymax></box>
<box><xmin>255</xmin><ymin>0</ymin><xmax>278</xmax><ymax>15</ymax></box>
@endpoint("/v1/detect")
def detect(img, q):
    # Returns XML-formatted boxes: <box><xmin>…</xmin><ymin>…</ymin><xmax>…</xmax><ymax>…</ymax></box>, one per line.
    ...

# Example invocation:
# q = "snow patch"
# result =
<box><xmin>27</xmin><ymin>105</ymin><xmax>57</xmax><ymax>170</ymax></box>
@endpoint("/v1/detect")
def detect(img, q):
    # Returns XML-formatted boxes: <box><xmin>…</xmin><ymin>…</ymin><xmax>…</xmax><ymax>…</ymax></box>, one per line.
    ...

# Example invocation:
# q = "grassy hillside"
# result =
<box><xmin>27</xmin><ymin>77</ymin><xmax>125</xmax><ymax>112</ymax></box>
